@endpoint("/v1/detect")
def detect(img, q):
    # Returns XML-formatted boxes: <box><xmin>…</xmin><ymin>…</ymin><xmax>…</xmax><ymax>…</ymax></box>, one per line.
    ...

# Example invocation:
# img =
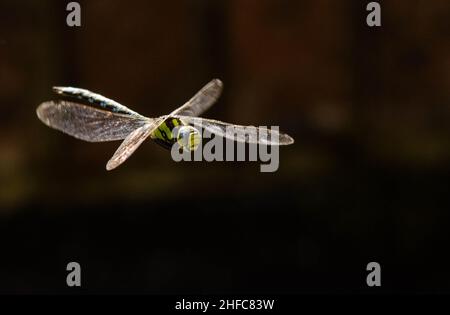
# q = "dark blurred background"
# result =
<box><xmin>0</xmin><ymin>0</ymin><xmax>449</xmax><ymax>294</ymax></box>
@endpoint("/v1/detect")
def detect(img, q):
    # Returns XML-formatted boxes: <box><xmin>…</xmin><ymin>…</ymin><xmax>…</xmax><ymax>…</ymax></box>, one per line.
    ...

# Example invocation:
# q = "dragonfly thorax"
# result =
<box><xmin>151</xmin><ymin>117</ymin><xmax>200</xmax><ymax>151</ymax></box>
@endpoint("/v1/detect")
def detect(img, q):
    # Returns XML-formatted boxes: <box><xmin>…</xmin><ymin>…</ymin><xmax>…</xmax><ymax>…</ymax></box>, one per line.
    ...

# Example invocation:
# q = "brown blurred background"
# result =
<box><xmin>0</xmin><ymin>0</ymin><xmax>449</xmax><ymax>293</ymax></box>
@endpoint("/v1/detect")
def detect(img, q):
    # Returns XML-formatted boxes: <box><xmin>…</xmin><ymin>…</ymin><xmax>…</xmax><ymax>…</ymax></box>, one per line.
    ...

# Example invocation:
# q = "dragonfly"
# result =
<box><xmin>36</xmin><ymin>79</ymin><xmax>294</xmax><ymax>170</ymax></box>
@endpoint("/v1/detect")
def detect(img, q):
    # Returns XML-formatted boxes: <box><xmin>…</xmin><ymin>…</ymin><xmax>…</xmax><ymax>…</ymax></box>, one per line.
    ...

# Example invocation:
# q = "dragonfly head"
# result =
<box><xmin>175</xmin><ymin>125</ymin><xmax>201</xmax><ymax>151</ymax></box>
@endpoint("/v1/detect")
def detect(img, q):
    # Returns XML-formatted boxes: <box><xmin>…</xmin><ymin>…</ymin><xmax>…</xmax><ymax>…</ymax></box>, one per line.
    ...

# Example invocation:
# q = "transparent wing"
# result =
<box><xmin>106</xmin><ymin>120</ymin><xmax>162</xmax><ymax>171</ymax></box>
<box><xmin>52</xmin><ymin>86</ymin><xmax>143</xmax><ymax>117</ymax></box>
<box><xmin>169</xmin><ymin>79</ymin><xmax>223</xmax><ymax>117</ymax></box>
<box><xmin>176</xmin><ymin>116</ymin><xmax>294</xmax><ymax>145</ymax></box>
<box><xmin>36</xmin><ymin>101</ymin><xmax>151</xmax><ymax>142</ymax></box>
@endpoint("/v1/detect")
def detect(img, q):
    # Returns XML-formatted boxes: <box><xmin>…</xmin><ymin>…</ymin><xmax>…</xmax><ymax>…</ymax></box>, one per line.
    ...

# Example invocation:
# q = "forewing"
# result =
<box><xmin>52</xmin><ymin>86</ymin><xmax>142</xmax><ymax>117</ymax></box>
<box><xmin>176</xmin><ymin>116</ymin><xmax>294</xmax><ymax>145</ymax></box>
<box><xmin>36</xmin><ymin>101</ymin><xmax>149</xmax><ymax>142</ymax></box>
<box><xmin>170</xmin><ymin>79</ymin><xmax>223</xmax><ymax>117</ymax></box>
<box><xmin>106</xmin><ymin>121</ymin><xmax>161</xmax><ymax>171</ymax></box>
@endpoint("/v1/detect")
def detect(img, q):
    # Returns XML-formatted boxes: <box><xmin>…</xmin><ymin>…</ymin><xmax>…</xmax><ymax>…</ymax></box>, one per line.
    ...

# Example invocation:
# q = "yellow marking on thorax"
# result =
<box><xmin>151</xmin><ymin>117</ymin><xmax>183</xmax><ymax>143</ymax></box>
